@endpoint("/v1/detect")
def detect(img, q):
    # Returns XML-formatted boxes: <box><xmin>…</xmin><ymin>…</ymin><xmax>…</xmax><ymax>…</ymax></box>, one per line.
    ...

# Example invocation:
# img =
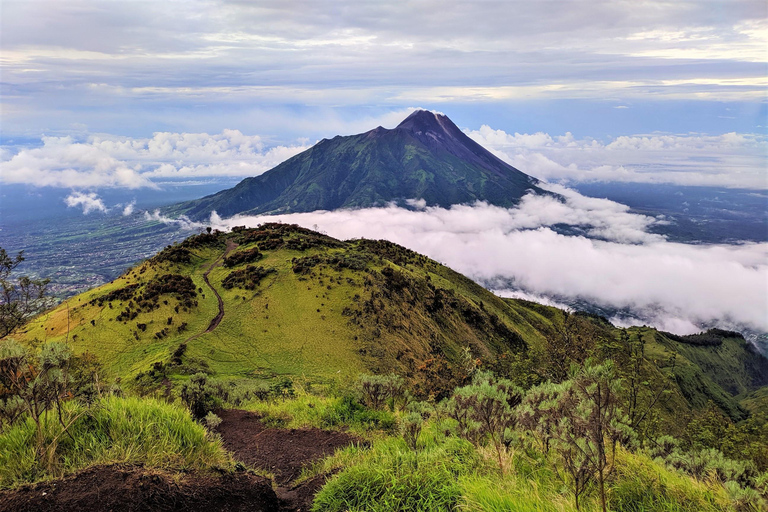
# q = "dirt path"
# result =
<box><xmin>203</xmin><ymin>239</ymin><xmax>236</xmax><ymax>332</ymax></box>
<box><xmin>215</xmin><ymin>409</ymin><xmax>364</xmax><ymax>511</ymax></box>
<box><xmin>183</xmin><ymin>240</ymin><xmax>237</xmax><ymax>344</ymax></box>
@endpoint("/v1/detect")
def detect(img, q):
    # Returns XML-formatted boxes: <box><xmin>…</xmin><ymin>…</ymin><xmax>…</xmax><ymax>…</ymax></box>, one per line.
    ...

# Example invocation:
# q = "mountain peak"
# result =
<box><xmin>395</xmin><ymin>109</ymin><xmax>456</xmax><ymax>135</ymax></box>
<box><xmin>177</xmin><ymin>110</ymin><xmax>544</xmax><ymax>219</ymax></box>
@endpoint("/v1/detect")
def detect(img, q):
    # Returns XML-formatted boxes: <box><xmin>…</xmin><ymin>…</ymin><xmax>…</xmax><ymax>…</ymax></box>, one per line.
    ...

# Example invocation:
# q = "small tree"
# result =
<box><xmin>547</xmin><ymin>361</ymin><xmax>630</xmax><ymax>512</ymax></box>
<box><xmin>0</xmin><ymin>248</ymin><xmax>54</xmax><ymax>339</ymax></box>
<box><xmin>444</xmin><ymin>371</ymin><xmax>522</xmax><ymax>473</ymax></box>
<box><xmin>518</xmin><ymin>380</ymin><xmax>569</xmax><ymax>454</ymax></box>
<box><xmin>0</xmin><ymin>340</ymin><xmax>85</xmax><ymax>466</ymax></box>
<box><xmin>358</xmin><ymin>373</ymin><xmax>405</xmax><ymax>411</ymax></box>
<box><xmin>401</xmin><ymin>401</ymin><xmax>433</xmax><ymax>451</ymax></box>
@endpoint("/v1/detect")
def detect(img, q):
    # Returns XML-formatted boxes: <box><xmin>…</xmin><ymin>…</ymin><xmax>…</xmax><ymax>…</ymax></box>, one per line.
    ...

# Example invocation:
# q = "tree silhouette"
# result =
<box><xmin>0</xmin><ymin>247</ymin><xmax>54</xmax><ymax>339</ymax></box>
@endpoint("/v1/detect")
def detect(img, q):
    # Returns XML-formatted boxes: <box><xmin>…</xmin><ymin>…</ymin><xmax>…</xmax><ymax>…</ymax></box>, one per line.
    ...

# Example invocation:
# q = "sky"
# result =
<box><xmin>1</xmin><ymin>0</ymin><xmax>766</xmax><ymax>190</ymax></box>
<box><xmin>1</xmin><ymin>1</ymin><xmax>767</xmax><ymax>336</ymax></box>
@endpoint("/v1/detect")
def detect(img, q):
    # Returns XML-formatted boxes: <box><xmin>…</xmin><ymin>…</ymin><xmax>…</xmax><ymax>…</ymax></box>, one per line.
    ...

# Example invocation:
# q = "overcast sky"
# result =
<box><xmin>1</xmin><ymin>0</ymin><xmax>766</xmax><ymax>189</ymax></box>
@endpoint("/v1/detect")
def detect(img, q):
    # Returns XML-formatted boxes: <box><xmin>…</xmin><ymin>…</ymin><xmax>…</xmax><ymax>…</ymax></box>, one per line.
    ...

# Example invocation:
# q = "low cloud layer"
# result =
<box><xmin>166</xmin><ymin>189</ymin><xmax>767</xmax><ymax>335</ymax></box>
<box><xmin>468</xmin><ymin>127</ymin><xmax>768</xmax><ymax>189</ymax></box>
<box><xmin>3</xmin><ymin>122</ymin><xmax>764</xmax><ymax>190</ymax></box>
<box><xmin>1</xmin><ymin>130</ymin><xmax>309</xmax><ymax>189</ymax></box>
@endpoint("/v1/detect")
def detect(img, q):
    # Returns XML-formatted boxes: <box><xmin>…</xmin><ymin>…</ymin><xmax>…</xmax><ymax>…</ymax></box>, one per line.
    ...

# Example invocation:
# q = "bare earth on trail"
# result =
<box><xmin>215</xmin><ymin>409</ymin><xmax>365</xmax><ymax>511</ymax></box>
<box><xmin>0</xmin><ymin>409</ymin><xmax>363</xmax><ymax>512</ymax></box>
<box><xmin>0</xmin><ymin>464</ymin><xmax>279</xmax><ymax>512</ymax></box>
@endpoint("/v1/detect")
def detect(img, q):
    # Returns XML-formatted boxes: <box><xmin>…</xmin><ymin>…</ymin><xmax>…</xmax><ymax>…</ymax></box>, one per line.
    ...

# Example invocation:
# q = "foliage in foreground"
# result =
<box><xmin>0</xmin><ymin>395</ymin><xmax>228</xmax><ymax>488</ymax></box>
<box><xmin>312</xmin><ymin>431</ymin><xmax>478</xmax><ymax>512</ymax></box>
<box><xmin>309</xmin><ymin>420</ymin><xmax>735</xmax><ymax>512</ymax></box>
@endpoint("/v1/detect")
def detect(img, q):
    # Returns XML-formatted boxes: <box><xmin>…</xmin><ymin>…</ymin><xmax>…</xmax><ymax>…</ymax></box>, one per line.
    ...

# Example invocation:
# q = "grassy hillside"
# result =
<box><xmin>14</xmin><ymin>225</ymin><xmax>540</xmax><ymax>389</ymax></box>
<box><xmin>12</xmin><ymin>224</ymin><xmax>767</xmax><ymax>424</ymax></box>
<box><xmin>4</xmin><ymin>225</ymin><xmax>768</xmax><ymax>511</ymax></box>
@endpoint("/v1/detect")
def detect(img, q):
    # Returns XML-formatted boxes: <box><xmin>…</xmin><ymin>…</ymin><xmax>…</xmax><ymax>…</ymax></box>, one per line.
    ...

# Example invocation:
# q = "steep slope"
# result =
<box><xmin>174</xmin><ymin>110</ymin><xmax>544</xmax><ymax>220</ymax></box>
<box><xmin>16</xmin><ymin>224</ymin><xmax>541</xmax><ymax>386</ymax></box>
<box><xmin>14</xmin><ymin>225</ymin><xmax>768</xmax><ymax>425</ymax></box>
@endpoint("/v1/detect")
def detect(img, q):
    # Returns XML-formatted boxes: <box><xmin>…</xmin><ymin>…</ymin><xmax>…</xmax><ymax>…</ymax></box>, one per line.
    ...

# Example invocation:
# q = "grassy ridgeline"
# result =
<box><xmin>0</xmin><ymin>395</ymin><xmax>228</xmax><ymax>488</ymax></box>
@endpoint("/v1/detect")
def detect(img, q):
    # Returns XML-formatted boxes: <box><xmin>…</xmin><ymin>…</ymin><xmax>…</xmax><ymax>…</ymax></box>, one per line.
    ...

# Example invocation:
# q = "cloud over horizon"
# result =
<box><xmin>148</xmin><ymin>189</ymin><xmax>768</xmax><ymax>335</ymax></box>
<box><xmin>1</xmin><ymin>130</ymin><xmax>309</xmax><ymax>189</ymax></box>
<box><xmin>3</xmin><ymin>121</ymin><xmax>764</xmax><ymax>190</ymax></box>
<box><xmin>467</xmin><ymin>127</ymin><xmax>768</xmax><ymax>189</ymax></box>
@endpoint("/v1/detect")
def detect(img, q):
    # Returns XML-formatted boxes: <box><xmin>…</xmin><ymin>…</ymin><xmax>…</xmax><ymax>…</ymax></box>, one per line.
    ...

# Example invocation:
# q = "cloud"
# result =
<box><xmin>177</xmin><ymin>191</ymin><xmax>767</xmax><ymax>335</ymax></box>
<box><xmin>143</xmin><ymin>209</ymin><xmax>210</xmax><ymax>231</ymax></box>
<box><xmin>466</xmin><ymin>126</ymin><xmax>768</xmax><ymax>189</ymax></box>
<box><xmin>122</xmin><ymin>200</ymin><xmax>136</xmax><ymax>216</ymax></box>
<box><xmin>1</xmin><ymin>130</ymin><xmax>309</xmax><ymax>189</ymax></box>
<box><xmin>1</xmin><ymin>1</ymin><xmax>766</xmax><ymax>139</ymax></box>
<box><xmin>64</xmin><ymin>191</ymin><xmax>107</xmax><ymax>214</ymax></box>
<box><xmin>4</xmin><ymin>121</ymin><xmax>764</xmax><ymax>192</ymax></box>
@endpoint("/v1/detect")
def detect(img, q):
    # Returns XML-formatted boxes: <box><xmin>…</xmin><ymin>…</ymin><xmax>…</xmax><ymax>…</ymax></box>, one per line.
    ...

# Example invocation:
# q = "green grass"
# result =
<box><xmin>312</xmin><ymin>431</ymin><xmax>478</xmax><ymax>512</ymax></box>
<box><xmin>14</xmin><ymin>228</ymin><xmax>551</xmax><ymax>386</ymax></box>
<box><xmin>608</xmin><ymin>449</ymin><xmax>731</xmax><ymax>512</ymax></box>
<box><xmin>308</xmin><ymin>420</ymin><xmax>738</xmax><ymax>512</ymax></box>
<box><xmin>239</xmin><ymin>384</ymin><xmax>397</xmax><ymax>435</ymax></box>
<box><xmin>0</xmin><ymin>395</ymin><xmax>229</xmax><ymax>489</ymax></box>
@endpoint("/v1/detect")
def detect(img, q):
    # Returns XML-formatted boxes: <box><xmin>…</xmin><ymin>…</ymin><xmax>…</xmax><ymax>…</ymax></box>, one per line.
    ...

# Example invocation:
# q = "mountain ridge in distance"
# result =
<box><xmin>173</xmin><ymin>110</ymin><xmax>546</xmax><ymax>220</ymax></box>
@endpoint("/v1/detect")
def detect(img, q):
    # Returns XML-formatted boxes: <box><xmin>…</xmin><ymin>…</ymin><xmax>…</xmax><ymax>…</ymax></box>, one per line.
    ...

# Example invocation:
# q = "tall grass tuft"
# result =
<box><xmin>312</xmin><ymin>433</ymin><xmax>478</xmax><ymax>512</ymax></box>
<box><xmin>607</xmin><ymin>448</ymin><xmax>732</xmax><ymax>512</ymax></box>
<box><xmin>0</xmin><ymin>395</ymin><xmax>228</xmax><ymax>488</ymax></box>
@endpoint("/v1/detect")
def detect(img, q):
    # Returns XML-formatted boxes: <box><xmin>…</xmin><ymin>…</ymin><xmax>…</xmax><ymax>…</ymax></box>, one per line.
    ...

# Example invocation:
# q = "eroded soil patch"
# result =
<box><xmin>0</xmin><ymin>464</ymin><xmax>278</xmax><ymax>512</ymax></box>
<box><xmin>0</xmin><ymin>409</ymin><xmax>362</xmax><ymax>512</ymax></box>
<box><xmin>216</xmin><ymin>409</ymin><xmax>365</xmax><ymax>511</ymax></box>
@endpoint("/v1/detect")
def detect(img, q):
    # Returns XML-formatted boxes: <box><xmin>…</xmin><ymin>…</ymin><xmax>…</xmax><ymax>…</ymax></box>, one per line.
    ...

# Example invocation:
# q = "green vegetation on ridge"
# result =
<box><xmin>2</xmin><ymin>225</ymin><xmax>768</xmax><ymax>511</ymax></box>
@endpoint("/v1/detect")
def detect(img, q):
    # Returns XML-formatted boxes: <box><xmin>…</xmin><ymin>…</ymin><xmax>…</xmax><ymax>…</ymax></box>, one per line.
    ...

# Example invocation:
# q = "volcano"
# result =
<box><xmin>176</xmin><ymin>110</ymin><xmax>545</xmax><ymax>219</ymax></box>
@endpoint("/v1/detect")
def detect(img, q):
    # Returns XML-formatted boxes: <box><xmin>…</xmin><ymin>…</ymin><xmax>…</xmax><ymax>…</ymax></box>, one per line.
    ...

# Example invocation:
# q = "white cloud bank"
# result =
<box><xmin>176</xmin><ymin>191</ymin><xmax>767</xmax><ymax>335</ymax></box>
<box><xmin>2</xmin><ymin>123</ymin><xmax>764</xmax><ymax>190</ymax></box>
<box><xmin>467</xmin><ymin>127</ymin><xmax>768</xmax><ymax>189</ymax></box>
<box><xmin>1</xmin><ymin>130</ymin><xmax>309</xmax><ymax>189</ymax></box>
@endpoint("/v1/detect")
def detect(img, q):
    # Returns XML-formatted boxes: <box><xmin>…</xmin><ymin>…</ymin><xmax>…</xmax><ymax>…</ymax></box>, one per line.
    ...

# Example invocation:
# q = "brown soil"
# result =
<box><xmin>0</xmin><ymin>408</ymin><xmax>361</xmax><ymax>512</ymax></box>
<box><xmin>215</xmin><ymin>409</ymin><xmax>365</xmax><ymax>511</ymax></box>
<box><xmin>0</xmin><ymin>464</ymin><xmax>279</xmax><ymax>512</ymax></box>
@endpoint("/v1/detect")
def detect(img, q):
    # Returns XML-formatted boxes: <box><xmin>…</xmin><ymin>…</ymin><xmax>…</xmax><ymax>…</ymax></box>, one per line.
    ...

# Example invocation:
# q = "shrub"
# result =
<box><xmin>401</xmin><ymin>402</ymin><xmax>433</xmax><ymax>451</ymax></box>
<box><xmin>319</xmin><ymin>394</ymin><xmax>397</xmax><ymax>432</ymax></box>
<box><xmin>203</xmin><ymin>411</ymin><xmax>222</xmax><ymax>430</ymax></box>
<box><xmin>269</xmin><ymin>376</ymin><xmax>295</xmax><ymax>400</ymax></box>
<box><xmin>223</xmin><ymin>247</ymin><xmax>263</xmax><ymax>267</ymax></box>
<box><xmin>443</xmin><ymin>372</ymin><xmax>522</xmax><ymax>473</ymax></box>
<box><xmin>180</xmin><ymin>373</ymin><xmax>222</xmax><ymax>420</ymax></box>
<box><xmin>221</xmin><ymin>265</ymin><xmax>275</xmax><ymax>290</ymax></box>
<box><xmin>357</xmin><ymin>373</ymin><xmax>405</xmax><ymax>411</ymax></box>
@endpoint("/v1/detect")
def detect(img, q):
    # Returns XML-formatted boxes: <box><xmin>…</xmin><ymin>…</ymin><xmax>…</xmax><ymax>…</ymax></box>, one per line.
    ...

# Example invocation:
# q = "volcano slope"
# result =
<box><xmin>13</xmin><ymin>224</ymin><xmax>768</xmax><ymax>427</ymax></box>
<box><xmin>173</xmin><ymin>110</ymin><xmax>545</xmax><ymax>220</ymax></box>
